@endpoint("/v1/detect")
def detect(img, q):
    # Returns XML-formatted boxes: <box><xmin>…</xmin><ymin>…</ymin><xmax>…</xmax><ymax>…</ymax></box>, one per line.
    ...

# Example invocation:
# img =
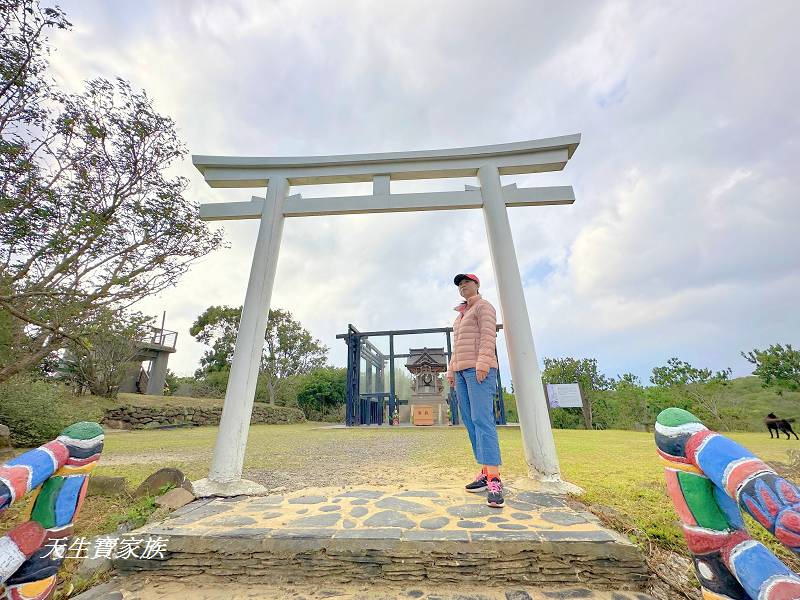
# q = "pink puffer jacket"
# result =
<box><xmin>446</xmin><ymin>294</ymin><xmax>499</xmax><ymax>378</ymax></box>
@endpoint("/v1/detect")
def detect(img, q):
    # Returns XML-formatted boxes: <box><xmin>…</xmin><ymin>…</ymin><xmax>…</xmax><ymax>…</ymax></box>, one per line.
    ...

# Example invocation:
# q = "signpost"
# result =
<box><xmin>545</xmin><ymin>383</ymin><xmax>593</xmax><ymax>430</ymax></box>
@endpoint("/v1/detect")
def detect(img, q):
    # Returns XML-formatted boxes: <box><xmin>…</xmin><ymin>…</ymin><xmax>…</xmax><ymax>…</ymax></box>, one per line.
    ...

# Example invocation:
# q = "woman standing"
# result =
<box><xmin>446</xmin><ymin>273</ymin><xmax>503</xmax><ymax>507</ymax></box>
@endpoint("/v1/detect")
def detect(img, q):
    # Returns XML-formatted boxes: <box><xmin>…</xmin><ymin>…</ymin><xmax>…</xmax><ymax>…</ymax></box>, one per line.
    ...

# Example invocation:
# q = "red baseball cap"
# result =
<box><xmin>454</xmin><ymin>273</ymin><xmax>480</xmax><ymax>286</ymax></box>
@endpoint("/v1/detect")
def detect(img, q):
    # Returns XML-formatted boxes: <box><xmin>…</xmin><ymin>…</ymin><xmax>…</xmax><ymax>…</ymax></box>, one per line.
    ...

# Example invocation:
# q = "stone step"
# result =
<box><xmin>115</xmin><ymin>485</ymin><xmax>649</xmax><ymax>591</ymax></box>
<box><xmin>76</xmin><ymin>578</ymin><xmax>656</xmax><ymax>600</ymax></box>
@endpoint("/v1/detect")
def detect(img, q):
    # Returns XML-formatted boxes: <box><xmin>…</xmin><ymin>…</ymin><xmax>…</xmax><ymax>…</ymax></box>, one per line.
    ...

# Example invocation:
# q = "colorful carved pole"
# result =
<box><xmin>656</xmin><ymin>408</ymin><xmax>800</xmax><ymax>599</ymax></box>
<box><xmin>0</xmin><ymin>422</ymin><xmax>104</xmax><ymax>600</ymax></box>
<box><xmin>0</xmin><ymin>524</ymin><xmax>46</xmax><ymax>586</ymax></box>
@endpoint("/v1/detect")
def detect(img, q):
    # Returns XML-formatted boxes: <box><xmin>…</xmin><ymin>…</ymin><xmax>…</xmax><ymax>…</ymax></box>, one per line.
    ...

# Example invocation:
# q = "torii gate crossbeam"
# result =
<box><xmin>190</xmin><ymin>135</ymin><xmax>581</xmax><ymax>497</ymax></box>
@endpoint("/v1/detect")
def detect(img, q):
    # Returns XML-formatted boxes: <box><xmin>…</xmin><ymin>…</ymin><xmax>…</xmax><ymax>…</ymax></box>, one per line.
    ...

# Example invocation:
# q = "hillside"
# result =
<box><xmin>722</xmin><ymin>375</ymin><xmax>800</xmax><ymax>431</ymax></box>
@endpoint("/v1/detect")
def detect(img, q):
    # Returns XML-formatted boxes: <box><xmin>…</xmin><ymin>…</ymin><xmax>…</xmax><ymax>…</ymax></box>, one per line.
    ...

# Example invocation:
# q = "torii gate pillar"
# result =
<box><xmin>193</xmin><ymin>177</ymin><xmax>289</xmax><ymax>497</ymax></box>
<box><xmin>479</xmin><ymin>165</ymin><xmax>561</xmax><ymax>482</ymax></box>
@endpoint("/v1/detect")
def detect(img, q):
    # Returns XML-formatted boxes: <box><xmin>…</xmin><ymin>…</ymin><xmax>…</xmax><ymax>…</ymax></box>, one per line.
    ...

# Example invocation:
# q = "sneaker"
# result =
<box><xmin>486</xmin><ymin>476</ymin><xmax>504</xmax><ymax>507</ymax></box>
<box><xmin>465</xmin><ymin>471</ymin><xmax>488</xmax><ymax>493</ymax></box>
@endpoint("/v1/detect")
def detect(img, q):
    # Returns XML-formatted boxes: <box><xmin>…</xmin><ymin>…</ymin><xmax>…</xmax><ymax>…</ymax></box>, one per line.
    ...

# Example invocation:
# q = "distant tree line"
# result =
<box><xmin>182</xmin><ymin>305</ymin><xmax>344</xmax><ymax>421</ymax></box>
<box><xmin>517</xmin><ymin>344</ymin><xmax>800</xmax><ymax>432</ymax></box>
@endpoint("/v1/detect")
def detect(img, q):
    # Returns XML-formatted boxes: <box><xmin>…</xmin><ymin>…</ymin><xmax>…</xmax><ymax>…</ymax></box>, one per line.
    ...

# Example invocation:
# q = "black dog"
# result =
<box><xmin>765</xmin><ymin>413</ymin><xmax>799</xmax><ymax>440</ymax></box>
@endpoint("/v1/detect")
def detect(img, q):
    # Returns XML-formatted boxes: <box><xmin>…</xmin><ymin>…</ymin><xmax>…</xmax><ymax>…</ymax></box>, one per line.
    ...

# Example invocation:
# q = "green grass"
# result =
<box><xmin>115</xmin><ymin>392</ymin><xmax>226</xmax><ymax>408</ymax></box>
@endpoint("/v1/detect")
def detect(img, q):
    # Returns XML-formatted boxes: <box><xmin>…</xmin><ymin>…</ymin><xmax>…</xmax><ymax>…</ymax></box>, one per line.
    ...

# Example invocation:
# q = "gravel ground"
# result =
<box><xmin>242</xmin><ymin>427</ymin><xmax>462</xmax><ymax>491</ymax></box>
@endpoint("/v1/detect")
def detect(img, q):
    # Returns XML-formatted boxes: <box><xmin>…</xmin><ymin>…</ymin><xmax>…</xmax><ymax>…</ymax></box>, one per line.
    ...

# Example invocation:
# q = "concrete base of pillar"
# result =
<box><xmin>192</xmin><ymin>477</ymin><xmax>268</xmax><ymax>498</ymax></box>
<box><xmin>510</xmin><ymin>475</ymin><xmax>584</xmax><ymax>496</ymax></box>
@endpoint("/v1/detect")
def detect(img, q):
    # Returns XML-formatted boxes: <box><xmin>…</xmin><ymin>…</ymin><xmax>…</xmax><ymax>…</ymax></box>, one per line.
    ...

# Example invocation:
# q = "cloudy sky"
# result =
<box><xmin>48</xmin><ymin>0</ymin><xmax>799</xmax><ymax>383</ymax></box>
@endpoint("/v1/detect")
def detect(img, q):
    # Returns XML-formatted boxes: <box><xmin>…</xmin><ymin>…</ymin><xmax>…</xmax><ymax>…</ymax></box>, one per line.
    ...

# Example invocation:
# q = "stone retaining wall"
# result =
<box><xmin>102</xmin><ymin>403</ymin><xmax>305</xmax><ymax>430</ymax></box>
<box><xmin>118</xmin><ymin>546</ymin><xmax>647</xmax><ymax>587</ymax></box>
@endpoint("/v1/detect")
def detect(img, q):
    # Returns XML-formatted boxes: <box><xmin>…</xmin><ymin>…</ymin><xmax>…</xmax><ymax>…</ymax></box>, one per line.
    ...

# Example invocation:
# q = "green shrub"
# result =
<box><xmin>297</xmin><ymin>367</ymin><xmax>346</xmax><ymax>418</ymax></box>
<box><xmin>177</xmin><ymin>370</ymin><xmax>228</xmax><ymax>398</ymax></box>
<box><xmin>303</xmin><ymin>404</ymin><xmax>345</xmax><ymax>423</ymax></box>
<box><xmin>550</xmin><ymin>407</ymin><xmax>584</xmax><ymax>429</ymax></box>
<box><xmin>275</xmin><ymin>374</ymin><xmax>303</xmax><ymax>407</ymax></box>
<box><xmin>502</xmin><ymin>390</ymin><xmax>517</xmax><ymax>422</ymax></box>
<box><xmin>0</xmin><ymin>375</ymin><xmax>68</xmax><ymax>447</ymax></box>
<box><xmin>199</xmin><ymin>369</ymin><xmax>229</xmax><ymax>397</ymax></box>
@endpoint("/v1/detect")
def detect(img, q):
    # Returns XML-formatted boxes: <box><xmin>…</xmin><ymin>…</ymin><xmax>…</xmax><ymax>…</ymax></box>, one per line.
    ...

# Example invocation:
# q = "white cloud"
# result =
<box><xmin>45</xmin><ymin>0</ymin><xmax>800</xmax><ymax>384</ymax></box>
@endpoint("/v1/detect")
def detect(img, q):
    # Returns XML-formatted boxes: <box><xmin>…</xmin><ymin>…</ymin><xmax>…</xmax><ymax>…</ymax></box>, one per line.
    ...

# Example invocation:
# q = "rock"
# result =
<box><xmin>209</xmin><ymin>515</ymin><xmax>258</xmax><ymax>526</ymax></box>
<box><xmin>363</xmin><ymin>510</ymin><xmax>415</xmax><ymax>528</ymax></box>
<box><xmin>374</xmin><ymin>497</ymin><xmax>431</xmax><ymax>515</ymax></box>
<box><xmin>288</xmin><ymin>513</ymin><xmax>341</xmax><ymax>527</ymax></box>
<box><xmin>75</xmin><ymin>535</ymin><xmax>119</xmax><ymax>579</ymax></box>
<box><xmin>287</xmin><ymin>495</ymin><xmax>327</xmax><ymax>504</ymax></box>
<box><xmin>456</xmin><ymin>520</ymin><xmax>485</xmax><ymax>529</ymax></box>
<box><xmin>540</xmin><ymin>511</ymin><xmax>589</xmax><ymax>526</ymax></box>
<box><xmin>420</xmin><ymin>516</ymin><xmax>449</xmax><ymax>530</ymax></box>
<box><xmin>135</xmin><ymin>468</ymin><xmax>194</xmax><ymax>498</ymax></box>
<box><xmin>156</xmin><ymin>487</ymin><xmax>195</xmax><ymax>510</ymax></box>
<box><xmin>101</xmin><ymin>419</ymin><xmax>131</xmax><ymax>431</ymax></box>
<box><xmin>69</xmin><ymin>581</ymin><xmax>122</xmax><ymax>600</ymax></box>
<box><xmin>446</xmin><ymin>504</ymin><xmax>495</xmax><ymax>518</ymax></box>
<box><xmin>0</xmin><ymin>423</ymin><xmax>11</xmax><ymax>448</ymax></box>
<box><xmin>86</xmin><ymin>476</ymin><xmax>131</xmax><ymax>498</ymax></box>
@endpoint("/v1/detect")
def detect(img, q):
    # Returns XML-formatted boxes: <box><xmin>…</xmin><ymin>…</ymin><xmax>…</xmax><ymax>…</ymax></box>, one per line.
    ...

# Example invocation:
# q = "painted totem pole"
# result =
<box><xmin>0</xmin><ymin>422</ymin><xmax>104</xmax><ymax>600</ymax></box>
<box><xmin>656</xmin><ymin>407</ymin><xmax>800</xmax><ymax>599</ymax></box>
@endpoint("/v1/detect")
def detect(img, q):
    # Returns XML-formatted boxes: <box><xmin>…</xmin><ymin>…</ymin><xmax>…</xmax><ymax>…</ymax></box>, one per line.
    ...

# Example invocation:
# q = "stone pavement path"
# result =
<box><xmin>79</xmin><ymin>578</ymin><xmax>654</xmax><ymax>600</ymax></box>
<box><xmin>150</xmin><ymin>485</ymin><xmax>609</xmax><ymax>540</ymax></box>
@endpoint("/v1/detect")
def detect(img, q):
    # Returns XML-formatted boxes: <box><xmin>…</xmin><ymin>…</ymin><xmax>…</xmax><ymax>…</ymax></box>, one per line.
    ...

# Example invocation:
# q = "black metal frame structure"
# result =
<box><xmin>338</xmin><ymin>324</ymin><xmax>506</xmax><ymax>427</ymax></box>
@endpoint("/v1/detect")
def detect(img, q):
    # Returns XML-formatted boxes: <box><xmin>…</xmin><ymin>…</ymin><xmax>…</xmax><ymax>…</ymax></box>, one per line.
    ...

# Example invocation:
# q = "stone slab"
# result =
<box><xmin>78</xmin><ymin>576</ymin><xmax>656</xmax><ymax>599</ymax></box>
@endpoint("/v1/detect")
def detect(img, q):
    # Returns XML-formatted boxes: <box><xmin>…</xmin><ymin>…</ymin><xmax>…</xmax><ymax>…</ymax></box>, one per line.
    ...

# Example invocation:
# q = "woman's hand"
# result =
<box><xmin>447</xmin><ymin>374</ymin><xmax>454</xmax><ymax>387</ymax></box>
<box><xmin>476</xmin><ymin>367</ymin><xmax>489</xmax><ymax>383</ymax></box>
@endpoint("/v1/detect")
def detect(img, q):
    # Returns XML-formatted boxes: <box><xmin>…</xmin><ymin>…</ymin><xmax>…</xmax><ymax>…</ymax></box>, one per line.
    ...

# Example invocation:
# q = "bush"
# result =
<box><xmin>303</xmin><ymin>404</ymin><xmax>345</xmax><ymax>423</ymax></box>
<box><xmin>297</xmin><ymin>367</ymin><xmax>346</xmax><ymax>418</ymax></box>
<box><xmin>0</xmin><ymin>375</ymin><xmax>69</xmax><ymax>447</ymax></box>
<box><xmin>550</xmin><ymin>407</ymin><xmax>584</xmax><ymax>429</ymax></box>
<box><xmin>502</xmin><ymin>390</ymin><xmax>517</xmax><ymax>422</ymax></box>
<box><xmin>176</xmin><ymin>370</ymin><xmax>228</xmax><ymax>398</ymax></box>
<box><xmin>275</xmin><ymin>375</ymin><xmax>302</xmax><ymax>407</ymax></box>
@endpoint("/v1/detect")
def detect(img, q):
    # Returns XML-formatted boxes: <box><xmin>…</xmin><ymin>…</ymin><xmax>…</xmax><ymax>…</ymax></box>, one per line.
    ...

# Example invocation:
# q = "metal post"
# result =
<box><xmin>377</xmin><ymin>360</ymin><xmax>385</xmax><ymax>424</ymax></box>
<box><xmin>478</xmin><ymin>164</ymin><xmax>561</xmax><ymax>483</ymax></box>
<box><xmin>389</xmin><ymin>335</ymin><xmax>396</xmax><ymax>425</ymax></box>
<box><xmin>345</xmin><ymin>326</ymin><xmax>357</xmax><ymax>427</ymax></box>
<box><xmin>159</xmin><ymin>311</ymin><xmax>166</xmax><ymax>345</ymax></box>
<box><xmin>194</xmin><ymin>176</ymin><xmax>289</xmax><ymax>497</ymax></box>
<box><xmin>496</xmin><ymin>372</ymin><xmax>506</xmax><ymax>425</ymax></box>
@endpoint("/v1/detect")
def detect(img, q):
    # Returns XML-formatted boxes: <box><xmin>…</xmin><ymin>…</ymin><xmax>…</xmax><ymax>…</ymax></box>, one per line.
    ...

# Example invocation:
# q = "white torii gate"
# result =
<box><xmin>191</xmin><ymin>134</ymin><xmax>582</xmax><ymax>497</ymax></box>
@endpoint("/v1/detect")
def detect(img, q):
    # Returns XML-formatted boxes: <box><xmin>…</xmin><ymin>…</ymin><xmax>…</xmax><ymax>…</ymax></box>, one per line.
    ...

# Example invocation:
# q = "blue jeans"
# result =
<box><xmin>455</xmin><ymin>368</ymin><xmax>501</xmax><ymax>466</ymax></box>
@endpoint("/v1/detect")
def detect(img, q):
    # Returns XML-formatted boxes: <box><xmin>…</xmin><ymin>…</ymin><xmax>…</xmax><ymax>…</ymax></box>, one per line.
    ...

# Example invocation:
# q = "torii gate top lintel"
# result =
<box><xmin>194</xmin><ymin>135</ymin><xmax>581</xmax><ymax>221</ymax></box>
<box><xmin>192</xmin><ymin>134</ymin><xmax>580</xmax><ymax>188</ymax></box>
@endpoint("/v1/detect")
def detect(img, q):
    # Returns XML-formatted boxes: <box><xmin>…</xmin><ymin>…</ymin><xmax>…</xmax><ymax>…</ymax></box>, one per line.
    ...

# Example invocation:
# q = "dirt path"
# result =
<box><xmin>242</xmin><ymin>427</ymin><xmax>468</xmax><ymax>491</ymax></box>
